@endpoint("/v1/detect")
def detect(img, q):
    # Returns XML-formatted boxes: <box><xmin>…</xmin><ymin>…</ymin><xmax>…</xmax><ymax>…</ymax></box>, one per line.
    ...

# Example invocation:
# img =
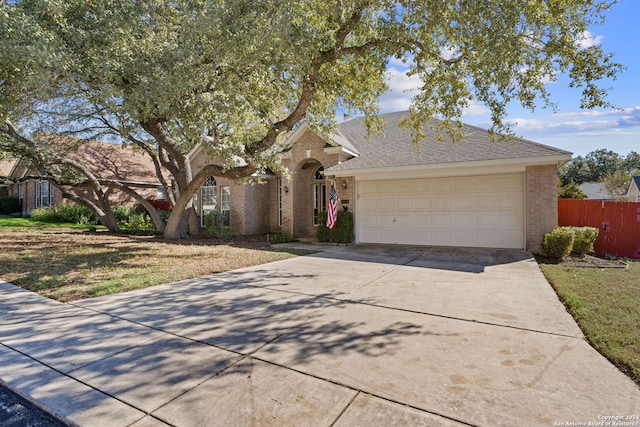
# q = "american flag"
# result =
<box><xmin>327</xmin><ymin>184</ymin><xmax>338</xmax><ymax>229</ymax></box>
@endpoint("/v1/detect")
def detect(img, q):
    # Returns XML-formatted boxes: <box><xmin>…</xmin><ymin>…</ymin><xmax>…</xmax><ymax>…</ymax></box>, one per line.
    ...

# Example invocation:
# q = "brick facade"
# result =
<box><xmin>525</xmin><ymin>164</ymin><xmax>559</xmax><ymax>252</ymax></box>
<box><xmin>6</xmin><ymin>179</ymin><xmax>64</xmax><ymax>214</ymax></box>
<box><xmin>191</xmin><ymin>131</ymin><xmax>564</xmax><ymax>248</ymax></box>
<box><xmin>191</xmin><ymin>130</ymin><xmax>353</xmax><ymax>239</ymax></box>
<box><xmin>6</xmin><ymin>178</ymin><xmax>157</xmax><ymax>215</ymax></box>
<box><xmin>278</xmin><ymin>131</ymin><xmax>343</xmax><ymax>238</ymax></box>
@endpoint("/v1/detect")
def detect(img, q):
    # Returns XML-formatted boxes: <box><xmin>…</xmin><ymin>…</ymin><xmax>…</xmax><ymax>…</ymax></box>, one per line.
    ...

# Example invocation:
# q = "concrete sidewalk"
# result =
<box><xmin>1</xmin><ymin>245</ymin><xmax>639</xmax><ymax>426</ymax></box>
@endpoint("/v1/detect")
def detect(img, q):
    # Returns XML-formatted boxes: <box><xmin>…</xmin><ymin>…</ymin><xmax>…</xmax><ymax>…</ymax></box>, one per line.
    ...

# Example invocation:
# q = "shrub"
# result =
<box><xmin>316</xmin><ymin>211</ymin><xmax>353</xmax><ymax>244</ymax></box>
<box><xmin>542</xmin><ymin>227</ymin><xmax>575</xmax><ymax>259</ymax></box>
<box><xmin>113</xmin><ymin>205</ymin><xmax>135</xmax><ymax>224</ymax></box>
<box><xmin>113</xmin><ymin>205</ymin><xmax>157</xmax><ymax>233</ymax></box>
<box><xmin>569</xmin><ymin>226</ymin><xmax>599</xmax><ymax>256</ymax></box>
<box><xmin>121</xmin><ymin>212</ymin><xmax>155</xmax><ymax>232</ymax></box>
<box><xmin>30</xmin><ymin>204</ymin><xmax>98</xmax><ymax>224</ymax></box>
<box><xmin>202</xmin><ymin>211</ymin><xmax>226</xmax><ymax>238</ymax></box>
<box><xmin>29</xmin><ymin>207</ymin><xmax>58</xmax><ymax>223</ymax></box>
<box><xmin>269</xmin><ymin>232</ymin><xmax>292</xmax><ymax>243</ymax></box>
<box><xmin>158</xmin><ymin>210</ymin><xmax>171</xmax><ymax>224</ymax></box>
<box><xmin>52</xmin><ymin>203</ymin><xmax>97</xmax><ymax>224</ymax></box>
<box><xmin>0</xmin><ymin>197</ymin><xmax>21</xmax><ymax>215</ymax></box>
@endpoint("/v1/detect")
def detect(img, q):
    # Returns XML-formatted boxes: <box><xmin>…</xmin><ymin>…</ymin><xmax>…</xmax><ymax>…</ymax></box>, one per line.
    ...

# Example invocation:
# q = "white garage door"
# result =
<box><xmin>358</xmin><ymin>174</ymin><xmax>524</xmax><ymax>249</ymax></box>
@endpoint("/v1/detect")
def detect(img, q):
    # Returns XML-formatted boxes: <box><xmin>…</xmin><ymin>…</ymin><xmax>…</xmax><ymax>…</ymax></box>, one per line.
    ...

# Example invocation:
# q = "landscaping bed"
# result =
<box><xmin>535</xmin><ymin>254</ymin><xmax>628</xmax><ymax>268</ymax></box>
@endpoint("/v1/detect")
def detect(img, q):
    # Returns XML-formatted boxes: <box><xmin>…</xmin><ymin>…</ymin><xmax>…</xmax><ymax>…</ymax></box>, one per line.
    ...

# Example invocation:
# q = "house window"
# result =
<box><xmin>221</xmin><ymin>186</ymin><xmax>230</xmax><ymax>227</ymax></box>
<box><xmin>312</xmin><ymin>166</ymin><xmax>326</xmax><ymax>226</ymax></box>
<box><xmin>18</xmin><ymin>183</ymin><xmax>24</xmax><ymax>208</ymax></box>
<box><xmin>276</xmin><ymin>178</ymin><xmax>283</xmax><ymax>226</ymax></box>
<box><xmin>156</xmin><ymin>186</ymin><xmax>166</xmax><ymax>200</ymax></box>
<box><xmin>200</xmin><ymin>176</ymin><xmax>217</xmax><ymax>226</ymax></box>
<box><xmin>35</xmin><ymin>180</ymin><xmax>54</xmax><ymax>208</ymax></box>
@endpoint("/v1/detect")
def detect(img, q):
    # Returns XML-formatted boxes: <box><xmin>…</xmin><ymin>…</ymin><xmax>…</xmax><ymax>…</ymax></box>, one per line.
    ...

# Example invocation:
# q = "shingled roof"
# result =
<box><xmin>0</xmin><ymin>160</ymin><xmax>17</xmax><ymax>178</ymax></box>
<box><xmin>328</xmin><ymin>111</ymin><xmax>571</xmax><ymax>172</ymax></box>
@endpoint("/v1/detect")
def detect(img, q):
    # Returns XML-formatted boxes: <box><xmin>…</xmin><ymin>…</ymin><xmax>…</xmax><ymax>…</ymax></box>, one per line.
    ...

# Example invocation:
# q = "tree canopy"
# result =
<box><xmin>0</xmin><ymin>0</ymin><xmax>623</xmax><ymax>238</ymax></box>
<box><xmin>559</xmin><ymin>149</ymin><xmax>640</xmax><ymax>185</ymax></box>
<box><xmin>559</xmin><ymin>149</ymin><xmax>639</xmax><ymax>199</ymax></box>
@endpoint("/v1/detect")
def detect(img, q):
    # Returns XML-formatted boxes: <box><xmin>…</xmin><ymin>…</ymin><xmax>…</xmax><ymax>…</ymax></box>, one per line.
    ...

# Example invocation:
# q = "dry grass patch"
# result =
<box><xmin>0</xmin><ymin>227</ymin><xmax>306</xmax><ymax>302</ymax></box>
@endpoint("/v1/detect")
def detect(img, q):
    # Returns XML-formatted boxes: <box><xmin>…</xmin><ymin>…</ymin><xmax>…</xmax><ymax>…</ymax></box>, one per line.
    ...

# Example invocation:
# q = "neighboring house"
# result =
<box><xmin>578</xmin><ymin>182</ymin><xmax>612</xmax><ymax>200</ymax></box>
<box><xmin>0</xmin><ymin>140</ymin><xmax>167</xmax><ymax>215</ymax></box>
<box><xmin>0</xmin><ymin>159</ymin><xmax>16</xmax><ymax>198</ymax></box>
<box><xmin>190</xmin><ymin>111</ymin><xmax>571</xmax><ymax>251</ymax></box>
<box><xmin>627</xmin><ymin>176</ymin><xmax>640</xmax><ymax>202</ymax></box>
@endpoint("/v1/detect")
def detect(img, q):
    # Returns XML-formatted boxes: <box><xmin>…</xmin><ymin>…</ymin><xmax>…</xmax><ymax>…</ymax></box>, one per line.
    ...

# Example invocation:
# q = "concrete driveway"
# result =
<box><xmin>1</xmin><ymin>245</ymin><xmax>638</xmax><ymax>426</ymax></box>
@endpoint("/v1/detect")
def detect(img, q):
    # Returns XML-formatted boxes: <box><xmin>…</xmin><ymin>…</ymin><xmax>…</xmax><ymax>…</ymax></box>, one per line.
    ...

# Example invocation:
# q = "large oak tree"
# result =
<box><xmin>0</xmin><ymin>0</ymin><xmax>622</xmax><ymax>238</ymax></box>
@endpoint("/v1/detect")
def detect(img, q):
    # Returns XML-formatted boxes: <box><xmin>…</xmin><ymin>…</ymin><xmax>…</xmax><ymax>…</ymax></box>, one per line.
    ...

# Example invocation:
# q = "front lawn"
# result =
<box><xmin>0</xmin><ymin>220</ymin><xmax>310</xmax><ymax>302</ymax></box>
<box><xmin>540</xmin><ymin>261</ymin><xmax>640</xmax><ymax>385</ymax></box>
<box><xmin>0</xmin><ymin>215</ymin><xmax>103</xmax><ymax>229</ymax></box>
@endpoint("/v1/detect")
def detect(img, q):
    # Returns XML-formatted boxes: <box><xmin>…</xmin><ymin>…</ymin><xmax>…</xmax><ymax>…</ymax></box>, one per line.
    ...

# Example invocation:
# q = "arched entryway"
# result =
<box><xmin>292</xmin><ymin>159</ymin><xmax>326</xmax><ymax>238</ymax></box>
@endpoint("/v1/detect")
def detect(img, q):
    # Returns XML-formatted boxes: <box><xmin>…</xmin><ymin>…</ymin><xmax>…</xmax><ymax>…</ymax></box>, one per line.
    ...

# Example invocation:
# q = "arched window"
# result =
<box><xmin>314</xmin><ymin>166</ymin><xmax>324</xmax><ymax>181</ymax></box>
<box><xmin>200</xmin><ymin>176</ymin><xmax>217</xmax><ymax>226</ymax></box>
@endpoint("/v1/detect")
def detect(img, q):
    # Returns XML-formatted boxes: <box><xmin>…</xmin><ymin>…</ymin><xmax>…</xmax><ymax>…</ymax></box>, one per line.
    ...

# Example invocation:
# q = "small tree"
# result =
<box><xmin>603</xmin><ymin>170</ymin><xmax>632</xmax><ymax>200</ymax></box>
<box><xmin>558</xmin><ymin>182</ymin><xmax>588</xmax><ymax>199</ymax></box>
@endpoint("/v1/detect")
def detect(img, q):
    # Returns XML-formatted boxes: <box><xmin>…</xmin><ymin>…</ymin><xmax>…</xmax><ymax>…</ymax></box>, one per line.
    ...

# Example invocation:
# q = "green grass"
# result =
<box><xmin>540</xmin><ymin>261</ymin><xmax>640</xmax><ymax>385</ymax></box>
<box><xmin>0</xmin><ymin>215</ymin><xmax>104</xmax><ymax>230</ymax></box>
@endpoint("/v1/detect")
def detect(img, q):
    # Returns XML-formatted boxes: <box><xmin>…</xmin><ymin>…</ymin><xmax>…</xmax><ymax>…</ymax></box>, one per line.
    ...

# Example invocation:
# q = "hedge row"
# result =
<box><xmin>542</xmin><ymin>226</ymin><xmax>599</xmax><ymax>259</ymax></box>
<box><xmin>0</xmin><ymin>197</ymin><xmax>20</xmax><ymax>215</ymax></box>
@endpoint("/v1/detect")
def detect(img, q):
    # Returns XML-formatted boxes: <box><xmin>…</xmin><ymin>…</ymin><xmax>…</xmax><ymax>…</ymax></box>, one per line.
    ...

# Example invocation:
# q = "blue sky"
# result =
<box><xmin>377</xmin><ymin>0</ymin><xmax>639</xmax><ymax>157</ymax></box>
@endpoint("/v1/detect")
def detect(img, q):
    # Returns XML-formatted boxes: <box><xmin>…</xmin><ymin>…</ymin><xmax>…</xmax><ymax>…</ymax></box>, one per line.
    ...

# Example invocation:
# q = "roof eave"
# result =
<box><xmin>323</xmin><ymin>146</ymin><xmax>358</xmax><ymax>158</ymax></box>
<box><xmin>327</xmin><ymin>154</ymin><xmax>572</xmax><ymax>179</ymax></box>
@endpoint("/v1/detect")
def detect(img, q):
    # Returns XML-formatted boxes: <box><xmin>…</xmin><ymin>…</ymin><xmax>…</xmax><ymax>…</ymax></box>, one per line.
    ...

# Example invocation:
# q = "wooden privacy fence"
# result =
<box><xmin>558</xmin><ymin>199</ymin><xmax>640</xmax><ymax>259</ymax></box>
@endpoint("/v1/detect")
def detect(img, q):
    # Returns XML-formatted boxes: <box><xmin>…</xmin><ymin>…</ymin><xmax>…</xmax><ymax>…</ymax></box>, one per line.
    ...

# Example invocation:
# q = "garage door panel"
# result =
<box><xmin>451</xmin><ymin>212</ymin><xmax>474</xmax><ymax>228</ymax></box>
<box><xmin>474</xmin><ymin>213</ymin><xmax>495</xmax><ymax>228</ymax></box>
<box><xmin>453</xmin><ymin>196</ymin><xmax>473</xmax><ymax>210</ymax></box>
<box><xmin>494</xmin><ymin>193</ymin><xmax>523</xmax><ymax>209</ymax></box>
<box><xmin>432</xmin><ymin>196</ymin><xmax>452</xmax><ymax>210</ymax></box>
<box><xmin>359</xmin><ymin>198</ymin><xmax>380</xmax><ymax>211</ymax></box>
<box><xmin>378</xmin><ymin>182</ymin><xmax>397</xmax><ymax>194</ymax></box>
<box><xmin>396</xmin><ymin>198</ymin><xmax>414</xmax><ymax>210</ymax></box>
<box><xmin>415</xmin><ymin>198</ymin><xmax>431</xmax><ymax>209</ymax></box>
<box><xmin>358</xmin><ymin>174</ymin><xmax>524</xmax><ymax>249</ymax></box>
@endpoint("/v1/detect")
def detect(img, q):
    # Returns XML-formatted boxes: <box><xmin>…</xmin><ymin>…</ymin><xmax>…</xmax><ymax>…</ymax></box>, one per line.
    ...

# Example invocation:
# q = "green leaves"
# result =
<box><xmin>2</xmin><ymin>0</ymin><xmax>622</xmax><ymax>149</ymax></box>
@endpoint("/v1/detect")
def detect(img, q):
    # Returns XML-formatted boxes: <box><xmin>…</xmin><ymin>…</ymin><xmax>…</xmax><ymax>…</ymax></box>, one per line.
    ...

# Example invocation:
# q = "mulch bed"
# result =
<box><xmin>535</xmin><ymin>254</ymin><xmax>628</xmax><ymax>268</ymax></box>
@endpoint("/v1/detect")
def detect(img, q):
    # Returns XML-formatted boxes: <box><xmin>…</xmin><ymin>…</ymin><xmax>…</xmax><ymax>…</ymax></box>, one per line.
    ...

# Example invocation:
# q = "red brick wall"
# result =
<box><xmin>241</xmin><ymin>182</ymin><xmax>270</xmax><ymax>235</ymax></box>
<box><xmin>525</xmin><ymin>164</ymin><xmax>559</xmax><ymax>252</ymax></box>
<box><xmin>280</xmin><ymin>131</ymin><xmax>343</xmax><ymax>238</ymax></box>
<box><xmin>190</xmin><ymin>132</ymin><xmax>350</xmax><ymax>238</ymax></box>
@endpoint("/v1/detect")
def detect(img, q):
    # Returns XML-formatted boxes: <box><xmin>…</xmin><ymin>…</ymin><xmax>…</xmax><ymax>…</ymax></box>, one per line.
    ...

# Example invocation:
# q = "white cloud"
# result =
<box><xmin>577</xmin><ymin>30</ymin><xmax>603</xmax><ymax>48</ymax></box>
<box><xmin>379</xmin><ymin>66</ymin><xmax>490</xmax><ymax>116</ymax></box>
<box><xmin>462</xmin><ymin>100</ymin><xmax>490</xmax><ymax>117</ymax></box>
<box><xmin>378</xmin><ymin>67</ymin><xmax>421</xmax><ymax>113</ymax></box>
<box><xmin>509</xmin><ymin>107</ymin><xmax>640</xmax><ymax>138</ymax></box>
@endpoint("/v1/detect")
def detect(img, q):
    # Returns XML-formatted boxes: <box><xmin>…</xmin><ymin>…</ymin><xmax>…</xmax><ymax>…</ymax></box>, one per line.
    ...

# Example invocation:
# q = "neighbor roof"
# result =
<box><xmin>70</xmin><ymin>140</ymin><xmax>165</xmax><ymax>185</ymax></box>
<box><xmin>0</xmin><ymin>160</ymin><xmax>17</xmax><ymax>178</ymax></box>
<box><xmin>578</xmin><ymin>182</ymin><xmax>611</xmax><ymax>200</ymax></box>
<box><xmin>327</xmin><ymin>111</ymin><xmax>571</xmax><ymax>172</ymax></box>
<box><xmin>5</xmin><ymin>135</ymin><xmax>167</xmax><ymax>186</ymax></box>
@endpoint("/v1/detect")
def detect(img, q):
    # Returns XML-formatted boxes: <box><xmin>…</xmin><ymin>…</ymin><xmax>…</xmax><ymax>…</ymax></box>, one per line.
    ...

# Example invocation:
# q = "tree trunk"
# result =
<box><xmin>106</xmin><ymin>182</ymin><xmax>166</xmax><ymax>232</ymax></box>
<box><xmin>188</xmin><ymin>206</ymin><xmax>200</xmax><ymax>235</ymax></box>
<box><xmin>163</xmin><ymin>201</ymin><xmax>191</xmax><ymax>239</ymax></box>
<box><xmin>60</xmin><ymin>187</ymin><xmax>121</xmax><ymax>233</ymax></box>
